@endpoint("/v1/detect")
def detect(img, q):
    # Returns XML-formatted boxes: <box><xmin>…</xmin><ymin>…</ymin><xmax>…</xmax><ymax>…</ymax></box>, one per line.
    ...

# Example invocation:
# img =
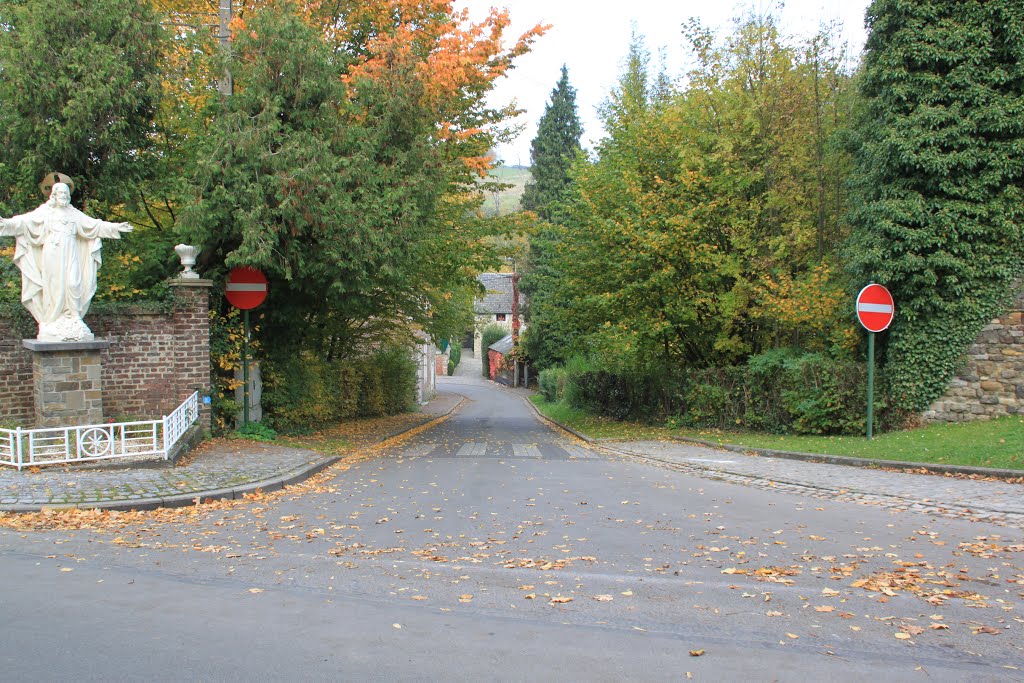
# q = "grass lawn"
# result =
<box><xmin>530</xmin><ymin>395</ymin><xmax>1024</xmax><ymax>471</ymax></box>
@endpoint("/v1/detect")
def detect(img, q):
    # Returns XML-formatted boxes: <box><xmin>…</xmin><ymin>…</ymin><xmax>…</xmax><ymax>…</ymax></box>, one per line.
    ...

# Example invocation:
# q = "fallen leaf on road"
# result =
<box><xmin>972</xmin><ymin>626</ymin><xmax>1002</xmax><ymax>635</ymax></box>
<box><xmin>248</xmin><ymin>588</ymin><xmax>263</xmax><ymax>594</ymax></box>
<box><xmin>814</xmin><ymin>606</ymin><xmax>835</xmax><ymax>613</ymax></box>
<box><xmin>549</xmin><ymin>596</ymin><xmax>573</xmax><ymax>604</ymax></box>
<box><xmin>592</xmin><ymin>595</ymin><xmax>613</xmax><ymax>602</ymax></box>
<box><xmin>459</xmin><ymin>594</ymin><xmax>473</xmax><ymax>602</ymax></box>
<box><xmin>930</xmin><ymin>623</ymin><xmax>950</xmax><ymax>630</ymax></box>
<box><xmin>894</xmin><ymin>633</ymin><xmax>911</xmax><ymax>640</ymax></box>
<box><xmin>766</xmin><ymin>611</ymin><xmax>784</xmax><ymax>617</ymax></box>
<box><xmin>689</xmin><ymin>650</ymin><xmax>704</xmax><ymax>657</ymax></box>
<box><xmin>621</xmin><ymin>590</ymin><xmax>633</xmax><ymax>596</ymax></box>
<box><xmin>786</xmin><ymin>633</ymin><xmax>799</xmax><ymax>639</ymax></box>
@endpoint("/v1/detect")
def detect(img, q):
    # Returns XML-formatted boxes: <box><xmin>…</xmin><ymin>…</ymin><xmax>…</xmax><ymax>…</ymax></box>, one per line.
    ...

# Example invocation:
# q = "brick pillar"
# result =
<box><xmin>23</xmin><ymin>340</ymin><xmax>111</xmax><ymax>427</ymax></box>
<box><xmin>167</xmin><ymin>279</ymin><xmax>213</xmax><ymax>429</ymax></box>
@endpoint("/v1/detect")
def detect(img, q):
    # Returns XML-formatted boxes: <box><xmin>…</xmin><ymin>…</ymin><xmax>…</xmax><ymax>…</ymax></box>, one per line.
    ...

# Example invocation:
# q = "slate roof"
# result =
<box><xmin>488</xmin><ymin>334</ymin><xmax>515</xmax><ymax>355</ymax></box>
<box><xmin>474</xmin><ymin>272</ymin><xmax>515</xmax><ymax>315</ymax></box>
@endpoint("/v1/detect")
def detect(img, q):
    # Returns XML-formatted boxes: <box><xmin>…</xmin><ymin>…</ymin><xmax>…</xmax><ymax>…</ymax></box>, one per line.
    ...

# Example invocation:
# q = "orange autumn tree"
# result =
<box><xmin>154</xmin><ymin>0</ymin><xmax>545</xmax><ymax>179</ymax></box>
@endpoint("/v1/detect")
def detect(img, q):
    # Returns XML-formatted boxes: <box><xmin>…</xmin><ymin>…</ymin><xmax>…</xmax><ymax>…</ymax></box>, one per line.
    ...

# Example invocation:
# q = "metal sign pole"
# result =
<box><xmin>866</xmin><ymin>331</ymin><xmax>875</xmax><ymax>440</ymax></box>
<box><xmin>243</xmin><ymin>308</ymin><xmax>250</xmax><ymax>427</ymax></box>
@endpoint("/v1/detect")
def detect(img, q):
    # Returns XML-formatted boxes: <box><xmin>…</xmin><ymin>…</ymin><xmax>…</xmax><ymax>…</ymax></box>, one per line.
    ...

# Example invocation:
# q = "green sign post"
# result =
<box><xmin>225</xmin><ymin>267</ymin><xmax>269</xmax><ymax>427</ymax></box>
<box><xmin>856</xmin><ymin>283</ymin><xmax>894</xmax><ymax>440</ymax></box>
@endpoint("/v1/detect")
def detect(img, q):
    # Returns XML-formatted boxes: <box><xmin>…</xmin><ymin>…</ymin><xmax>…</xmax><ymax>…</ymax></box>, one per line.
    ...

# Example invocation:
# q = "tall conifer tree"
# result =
<box><xmin>520</xmin><ymin>66</ymin><xmax>582</xmax><ymax>367</ymax></box>
<box><xmin>521</xmin><ymin>65</ymin><xmax>583</xmax><ymax>220</ymax></box>
<box><xmin>847</xmin><ymin>0</ymin><xmax>1024</xmax><ymax>413</ymax></box>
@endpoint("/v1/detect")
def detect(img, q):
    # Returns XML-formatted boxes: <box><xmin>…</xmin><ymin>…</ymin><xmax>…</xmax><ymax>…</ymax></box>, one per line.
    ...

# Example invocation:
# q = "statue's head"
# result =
<box><xmin>48</xmin><ymin>182</ymin><xmax>71</xmax><ymax>208</ymax></box>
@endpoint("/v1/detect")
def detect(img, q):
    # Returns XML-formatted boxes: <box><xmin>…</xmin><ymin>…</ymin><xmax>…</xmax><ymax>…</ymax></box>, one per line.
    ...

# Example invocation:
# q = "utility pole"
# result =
<box><xmin>217</xmin><ymin>0</ymin><xmax>233</xmax><ymax>96</ymax></box>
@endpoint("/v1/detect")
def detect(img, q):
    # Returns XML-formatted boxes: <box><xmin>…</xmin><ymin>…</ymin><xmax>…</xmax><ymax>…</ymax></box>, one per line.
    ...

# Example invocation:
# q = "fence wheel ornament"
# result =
<box><xmin>78</xmin><ymin>427</ymin><xmax>113</xmax><ymax>458</ymax></box>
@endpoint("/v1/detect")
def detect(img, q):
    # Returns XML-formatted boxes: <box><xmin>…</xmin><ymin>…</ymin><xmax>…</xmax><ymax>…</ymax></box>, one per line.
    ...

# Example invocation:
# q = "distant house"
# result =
<box><xmin>472</xmin><ymin>272</ymin><xmax>523</xmax><ymax>357</ymax></box>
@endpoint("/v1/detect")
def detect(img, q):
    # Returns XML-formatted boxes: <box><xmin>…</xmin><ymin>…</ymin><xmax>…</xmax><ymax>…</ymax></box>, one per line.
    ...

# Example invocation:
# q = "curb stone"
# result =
<box><xmin>0</xmin><ymin>396</ymin><xmax>465</xmax><ymax>513</ymax></box>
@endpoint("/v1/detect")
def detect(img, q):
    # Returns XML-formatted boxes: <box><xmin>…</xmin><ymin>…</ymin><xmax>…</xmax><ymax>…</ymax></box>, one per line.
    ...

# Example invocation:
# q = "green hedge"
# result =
<box><xmin>541</xmin><ymin>350</ymin><xmax>884</xmax><ymax>435</ymax></box>
<box><xmin>480</xmin><ymin>323</ymin><xmax>509</xmax><ymax>377</ymax></box>
<box><xmin>262</xmin><ymin>345</ymin><xmax>417</xmax><ymax>432</ymax></box>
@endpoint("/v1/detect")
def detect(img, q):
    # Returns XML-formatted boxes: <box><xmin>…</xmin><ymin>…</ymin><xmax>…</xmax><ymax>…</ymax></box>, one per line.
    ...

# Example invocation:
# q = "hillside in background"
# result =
<box><xmin>481</xmin><ymin>165</ymin><xmax>531</xmax><ymax>217</ymax></box>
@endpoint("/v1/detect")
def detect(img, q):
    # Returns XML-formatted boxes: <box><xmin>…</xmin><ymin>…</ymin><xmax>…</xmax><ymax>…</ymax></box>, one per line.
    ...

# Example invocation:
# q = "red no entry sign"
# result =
<box><xmin>856</xmin><ymin>283</ymin><xmax>894</xmax><ymax>332</ymax></box>
<box><xmin>225</xmin><ymin>267</ymin><xmax>268</xmax><ymax>310</ymax></box>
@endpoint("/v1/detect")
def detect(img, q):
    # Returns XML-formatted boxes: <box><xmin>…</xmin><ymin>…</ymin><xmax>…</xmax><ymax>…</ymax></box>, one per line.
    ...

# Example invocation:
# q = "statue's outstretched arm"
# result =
<box><xmin>0</xmin><ymin>216</ymin><xmax>23</xmax><ymax>237</ymax></box>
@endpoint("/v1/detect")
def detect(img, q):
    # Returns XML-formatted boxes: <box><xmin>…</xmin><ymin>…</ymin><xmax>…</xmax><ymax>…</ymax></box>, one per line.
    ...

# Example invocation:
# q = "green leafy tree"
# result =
<box><xmin>0</xmin><ymin>0</ymin><xmax>164</xmax><ymax>213</ymax></box>
<box><xmin>520</xmin><ymin>65</ymin><xmax>583</xmax><ymax>220</ymax></box>
<box><xmin>179</xmin><ymin>1</ymin><xmax>515</xmax><ymax>362</ymax></box>
<box><xmin>527</xmin><ymin>20</ymin><xmax>856</xmax><ymax>372</ymax></box>
<box><xmin>846</xmin><ymin>0</ymin><xmax>1024</xmax><ymax>413</ymax></box>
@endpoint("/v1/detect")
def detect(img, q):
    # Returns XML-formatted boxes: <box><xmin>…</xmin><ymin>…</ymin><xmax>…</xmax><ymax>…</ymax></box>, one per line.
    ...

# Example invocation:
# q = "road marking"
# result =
<box><xmin>456</xmin><ymin>443</ymin><xmax>487</xmax><ymax>457</ymax></box>
<box><xmin>511</xmin><ymin>444</ymin><xmax>542</xmax><ymax>458</ymax></box>
<box><xmin>400</xmin><ymin>444</ymin><xmax>437</xmax><ymax>458</ymax></box>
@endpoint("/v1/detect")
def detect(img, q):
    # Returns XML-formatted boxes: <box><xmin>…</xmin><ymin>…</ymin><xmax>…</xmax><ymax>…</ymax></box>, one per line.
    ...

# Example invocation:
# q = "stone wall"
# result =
<box><xmin>0</xmin><ymin>279</ymin><xmax>212</xmax><ymax>428</ymax></box>
<box><xmin>923</xmin><ymin>289</ymin><xmax>1024</xmax><ymax>423</ymax></box>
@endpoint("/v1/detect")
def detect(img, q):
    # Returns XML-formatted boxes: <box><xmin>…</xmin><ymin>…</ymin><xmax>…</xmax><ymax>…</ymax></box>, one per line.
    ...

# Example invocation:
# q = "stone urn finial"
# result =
<box><xmin>174</xmin><ymin>244</ymin><xmax>200</xmax><ymax>279</ymax></box>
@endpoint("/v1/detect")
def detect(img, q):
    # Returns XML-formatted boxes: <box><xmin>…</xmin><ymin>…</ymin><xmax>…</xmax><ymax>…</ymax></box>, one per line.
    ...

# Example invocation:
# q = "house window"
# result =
<box><xmin>496</xmin><ymin>314</ymin><xmax>507</xmax><ymax>322</ymax></box>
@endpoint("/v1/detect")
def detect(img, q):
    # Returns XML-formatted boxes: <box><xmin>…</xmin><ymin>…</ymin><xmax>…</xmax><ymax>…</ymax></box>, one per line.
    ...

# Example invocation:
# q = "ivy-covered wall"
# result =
<box><xmin>923</xmin><ymin>288</ymin><xmax>1024</xmax><ymax>423</ymax></box>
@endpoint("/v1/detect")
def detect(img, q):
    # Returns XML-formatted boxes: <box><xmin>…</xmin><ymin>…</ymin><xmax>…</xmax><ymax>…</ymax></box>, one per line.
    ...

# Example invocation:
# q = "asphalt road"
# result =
<box><xmin>1</xmin><ymin>378</ymin><xmax>1022</xmax><ymax>681</ymax></box>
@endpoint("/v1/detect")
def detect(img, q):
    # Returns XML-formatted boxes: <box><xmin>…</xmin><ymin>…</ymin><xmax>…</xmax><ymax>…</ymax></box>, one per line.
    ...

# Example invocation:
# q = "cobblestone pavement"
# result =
<box><xmin>600</xmin><ymin>439</ymin><xmax>1024</xmax><ymax>527</ymax></box>
<box><xmin>0</xmin><ymin>393</ymin><xmax>462</xmax><ymax>512</ymax></box>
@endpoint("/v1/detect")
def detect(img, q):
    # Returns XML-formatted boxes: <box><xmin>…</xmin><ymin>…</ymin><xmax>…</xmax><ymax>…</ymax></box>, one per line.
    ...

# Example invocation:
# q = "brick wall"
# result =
<box><xmin>923</xmin><ymin>288</ymin><xmax>1024</xmax><ymax>423</ymax></box>
<box><xmin>0</xmin><ymin>279</ymin><xmax>212</xmax><ymax>427</ymax></box>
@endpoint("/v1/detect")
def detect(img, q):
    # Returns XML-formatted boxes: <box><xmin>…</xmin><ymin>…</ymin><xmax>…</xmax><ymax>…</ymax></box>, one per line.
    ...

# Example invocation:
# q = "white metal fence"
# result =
<box><xmin>0</xmin><ymin>392</ymin><xmax>200</xmax><ymax>470</ymax></box>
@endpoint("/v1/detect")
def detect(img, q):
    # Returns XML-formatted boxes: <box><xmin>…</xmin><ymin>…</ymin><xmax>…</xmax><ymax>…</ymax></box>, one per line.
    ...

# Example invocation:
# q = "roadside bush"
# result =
<box><xmin>681</xmin><ymin>350</ymin><xmax>877</xmax><ymax>435</ymax></box>
<box><xmin>538</xmin><ymin>367</ymin><xmax>567</xmax><ymax>402</ymax></box>
<box><xmin>449</xmin><ymin>342</ymin><xmax>461</xmax><ymax>369</ymax></box>
<box><xmin>480</xmin><ymin>323</ymin><xmax>509</xmax><ymax>377</ymax></box>
<box><xmin>536</xmin><ymin>348</ymin><xmax>880</xmax><ymax>435</ymax></box>
<box><xmin>372</xmin><ymin>345</ymin><xmax>417</xmax><ymax>414</ymax></box>
<box><xmin>262</xmin><ymin>345</ymin><xmax>417</xmax><ymax>433</ymax></box>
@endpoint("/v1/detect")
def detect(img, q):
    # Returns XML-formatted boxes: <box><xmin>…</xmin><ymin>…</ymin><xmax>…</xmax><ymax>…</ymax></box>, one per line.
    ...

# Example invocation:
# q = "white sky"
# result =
<box><xmin>454</xmin><ymin>0</ymin><xmax>872</xmax><ymax>166</ymax></box>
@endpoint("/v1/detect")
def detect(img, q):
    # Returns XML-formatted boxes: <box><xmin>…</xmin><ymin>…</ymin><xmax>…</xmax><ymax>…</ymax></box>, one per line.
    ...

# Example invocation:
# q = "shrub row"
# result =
<box><xmin>538</xmin><ymin>350</ymin><xmax>885</xmax><ymax>435</ymax></box>
<box><xmin>480</xmin><ymin>323</ymin><xmax>509</xmax><ymax>377</ymax></box>
<box><xmin>262</xmin><ymin>345</ymin><xmax>417</xmax><ymax>433</ymax></box>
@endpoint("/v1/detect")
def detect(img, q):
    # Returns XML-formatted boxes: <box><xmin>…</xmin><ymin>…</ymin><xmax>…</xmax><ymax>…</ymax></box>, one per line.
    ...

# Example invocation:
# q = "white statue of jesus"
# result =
<box><xmin>0</xmin><ymin>182</ymin><xmax>133</xmax><ymax>342</ymax></box>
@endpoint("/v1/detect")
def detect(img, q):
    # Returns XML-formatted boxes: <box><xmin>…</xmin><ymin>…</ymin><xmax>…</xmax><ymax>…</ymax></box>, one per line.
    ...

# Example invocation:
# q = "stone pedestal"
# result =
<box><xmin>22</xmin><ymin>339</ymin><xmax>111</xmax><ymax>428</ymax></box>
